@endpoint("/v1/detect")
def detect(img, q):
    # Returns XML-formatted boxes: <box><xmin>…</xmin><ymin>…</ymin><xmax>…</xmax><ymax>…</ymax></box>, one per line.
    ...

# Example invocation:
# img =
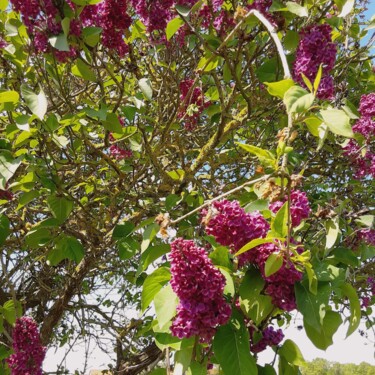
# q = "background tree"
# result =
<box><xmin>0</xmin><ymin>0</ymin><xmax>374</xmax><ymax>374</ymax></box>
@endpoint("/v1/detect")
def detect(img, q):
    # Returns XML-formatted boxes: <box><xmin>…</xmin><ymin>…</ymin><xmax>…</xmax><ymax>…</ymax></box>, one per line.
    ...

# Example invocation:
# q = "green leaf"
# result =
<box><xmin>355</xmin><ymin>215</ymin><xmax>374</xmax><ymax>227</ymax></box>
<box><xmin>197</xmin><ymin>55</ymin><xmax>219</xmax><ymax>72</ymax></box>
<box><xmin>209</xmin><ymin>246</ymin><xmax>232</xmax><ymax>269</ymax></box>
<box><xmin>187</xmin><ymin>361</ymin><xmax>206</xmax><ymax>375</ymax></box>
<box><xmin>21</xmin><ymin>85</ymin><xmax>48</xmax><ymax>120</ymax></box>
<box><xmin>338</xmin><ymin>0</ymin><xmax>354</xmax><ymax>17</ymax></box>
<box><xmin>219</xmin><ymin>268</ymin><xmax>235</xmax><ymax>297</ymax></box>
<box><xmin>49</xmin><ymin>33</ymin><xmax>70</xmax><ymax>51</ymax></box>
<box><xmin>285</xmin><ymin>2</ymin><xmax>308</xmax><ymax>17</ymax></box>
<box><xmin>236</xmin><ymin>143</ymin><xmax>276</xmax><ymax>168</ymax></box>
<box><xmin>141</xmin><ymin>267</ymin><xmax>171</xmax><ymax>312</ymax></box>
<box><xmin>167</xmin><ymin>169</ymin><xmax>185</xmax><ymax>181</ymax></box>
<box><xmin>154</xmin><ymin>333</ymin><xmax>193</xmax><ymax>351</ymax></box>
<box><xmin>138</xmin><ymin>244</ymin><xmax>170</xmax><ymax>275</ymax></box>
<box><xmin>244</xmin><ymin>199</ymin><xmax>269</xmax><ymax>212</ymax></box>
<box><xmin>103</xmin><ymin>112</ymin><xmax>123</xmax><ymax>133</ymax></box>
<box><xmin>313</xmin><ymin>65</ymin><xmax>323</xmax><ymax>93</ymax></box>
<box><xmin>72</xmin><ymin>59</ymin><xmax>96</xmax><ymax>82</ymax></box>
<box><xmin>47</xmin><ymin>235</ymin><xmax>85</xmax><ymax>266</ymax></box>
<box><xmin>239</xmin><ymin>269</ymin><xmax>273</xmax><ymax>325</ymax></box>
<box><xmin>174</xmin><ymin>346</ymin><xmax>194</xmax><ymax>375</ymax></box>
<box><xmin>175</xmin><ymin>4</ymin><xmax>191</xmax><ymax>17</ymax></box>
<box><xmin>320</xmin><ymin>109</ymin><xmax>353</xmax><ymax>138</ymax></box>
<box><xmin>340</xmin><ymin>283</ymin><xmax>360</xmax><ymax>337</ymax></box>
<box><xmin>305</xmin><ymin>263</ymin><xmax>318</xmax><ymax>295</ymax></box>
<box><xmin>112</xmin><ymin>222</ymin><xmax>135</xmax><ymax>240</ymax></box>
<box><xmin>0</xmin><ymin>150</ymin><xmax>23</xmax><ymax>190</ymax></box>
<box><xmin>25</xmin><ymin>228</ymin><xmax>52</xmax><ymax>248</ymax></box>
<box><xmin>0</xmin><ymin>0</ymin><xmax>8</xmax><ymax>11</ymax></box>
<box><xmin>301</xmin><ymin>73</ymin><xmax>313</xmax><ymax>92</ymax></box>
<box><xmin>47</xmin><ymin>195</ymin><xmax>74</xmax><ymax>223</ymax></box>
<box><xmin>264</xmin><ymin>253</ymin><xmax>283</xmax><ymax>277</ymax></box>
<box><xmin>258</xmin><ymin>365</ymin><xmax>277</xmax><ymax>375</ymax></box>
<box><xmin>284</xmin><ymin>86</ymin><xmax>314</xmax><ymax>113</ymax></box>
<box><xmin>213</xmin><ymin>318</ymin><xmax>258</xmax><ymax>375</ymax></box>
<box><xmin>138</xmin><ymin>78</ymin><xmax>153</xmax><ymax>100</ymax></box>
<box><xmin>82</xmin><ymin>26</ymin><xmax>102</xmax><ymax>47</ymax></box>
<box><xmin>236</xmin><ymin>237</ymin><xmax>282</xmax><ymax>256</ymax></box>
<box><xmin>304</xmin><ymin>311</ymin><xmax>342</xmax><ymax>350</ymax></box>
<box><xmin>71</xmin><ymin>0</ymin><xmax>102</xmax><ymax>4</ymax></box>
<box><xmin>118</xmin><ymin>237</ymin><xmax>139</xmax><ymax>260</ymax></box>
<box><xmin>2</xmin><ymin>300</ymin><xmax>22</xmax><ymax>326</ymax></box>
<box><xmin>0</xmin><ymin>91</ymin><xmax>19</xmax><ymax>104</ymax></box>
<box><xmin>271</xmin><ymin>201</ymin><xmax>289</xmax><ymax>238</ymax></box>
<box><xmin>278</xmin><ymin>339</ymin><xmax>306</xmax><ymax>366</ymax></box>
<box><xmin>61</xmin><ymin>17</ymin><xmax>70</xmax><ymax>35</ymax></box>
<box><xmin>295</xmin><ymin>282</ymin><xmax>330</xmax><ymax>331</ymax></box>
<box><xmin>284</xmin><ymin>30</ymin><xmax>299</xmax><ymax>52</ymax></box>
<box><xmin>304</xmin><ymin>116</ymin><xmax>322</xmax><ymax>137</ymax></box>
<box><xmin>141</xmin><ymin>223</ymin><xmax>159</xmax><ymax>253</ymax></box>
<box><xmin>0</xmin><ymin>215</ymin><xmax>10</xmax><ymax>246</ymax></box>
<box><xmin>264</xmin><ymin>79</ymin><xmax>295</xmax><ymax>99</ymax></box>
<box><xmin>17</xmin><ymin>190</ymin><xmax>40</xmax><ymax>210</ymax></box>
<box><xmin>154</xmin><ymin>284</ymin><xmax>178</xmax><ymax>330</ymax></box>
<box><xmin>325</xmin><ymin>217</ymin><xmax>340</xmax><ymax>250</ymax></box>
<box><xmin>166</xmin><ymin>17</ymin><xmax>184</xmax><ymax>40</ymax></box>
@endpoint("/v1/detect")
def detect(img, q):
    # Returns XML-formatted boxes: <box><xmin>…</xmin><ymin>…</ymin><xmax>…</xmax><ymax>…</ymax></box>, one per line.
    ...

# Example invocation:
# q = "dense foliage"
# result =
<box><xmin>0</xmin><ymin>0</ymin><xmax>374</xmax><ymax>374</ymax></box>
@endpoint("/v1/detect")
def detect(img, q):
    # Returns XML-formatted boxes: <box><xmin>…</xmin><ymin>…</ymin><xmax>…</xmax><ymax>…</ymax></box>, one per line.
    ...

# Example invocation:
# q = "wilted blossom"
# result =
<box><xmin>269</xmin><ymin>190</ymin><xmax>311</xmax><ymax>227</ymax></box>
<box><xmin>169</xmin><ymin>238</ymin><xmax>231</xmax><ymax>342</ymax></box>
<box><xmin>251</xmin><ymin>326</ymin><xmax>284</xmax><ymax>353</ymax></box>
<box><xmin>203</xmin><ymin>199</ymin><xmax>269</xmax><ymax>265</ymax></box>
<box><xmin>293</xmin><ymin>24</ymin><xmax>336</xmax><ymax>99</ymax></box>
<box><xmin>6</xmin><ymin>316</ymin><xmax>46</xmax><ymax>375</ymax></box>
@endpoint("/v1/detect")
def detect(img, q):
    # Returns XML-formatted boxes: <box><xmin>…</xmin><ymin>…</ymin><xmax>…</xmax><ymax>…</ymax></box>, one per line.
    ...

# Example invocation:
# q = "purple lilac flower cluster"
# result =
<box><xmin>361</xmin><ymin>277</ymin><xmax>375</xmax><ymax>308</ymax></box>
<box><xmin>169</xmin><ymin>238</ymin><xmax>231</xmax><ymax>342</ymax></box>
<box><xmin>178</xmin><ymin>79</ymin><xmax>210</xmax><ymax>130</ymax></box>
<box><xmin>0</xmin><ymin>189</ymin><xmax>14</xmax><ymax>200</ymax></box>
<box><xmin>6</xmin><ymin>316</ymin><xmax>46</xmax><ymax>375</ymax></box>
<box><xmin>246</xmin><ymin>0</ymin><xmax>284</xmax><ymax>29</ymax></box>
<box><xmin>108</xmin><ymin>118</ymin><xmax>133</xmax><ymax>160</ymax></box>
<box><xmin>344</xmin><ymin>93</ymin><xmax>375</xmax><ymax>179</ymax></box>
<box><xmin>357</xmin><ymin>228</ymin><xmax>375</xmax><ymax>246</ymax></box>
<box><xmin>203</xmin><ymin>199</ymin><xmax>269</xmax><ymax>265</ymax></box>
<box><xmin>293</xmin><ymin>24</ymin><xmax>337</xmax><ymax>99</ymax></box>
<box><xmin>269</xmin><ymin>190</ymin><xmax>311</xmax><ymax>227</ymax></box>
<box><xmin>251</xmin><ymin>326</ymin><xmax>284</xmax><ymax>353</ymax></box>
<box><xmin>203</xmin><ymin>199</ymin><xmax>304</xmax><ymax>311</ymax></box>
<box><xmin>9</xmin><ymin>0</ymin><xmax>78</xmax><ymax>61</ymax></box>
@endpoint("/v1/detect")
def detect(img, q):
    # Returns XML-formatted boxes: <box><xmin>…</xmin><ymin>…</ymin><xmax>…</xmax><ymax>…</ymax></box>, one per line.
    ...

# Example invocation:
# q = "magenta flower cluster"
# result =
<box><xmin>108</xmin><ymin>118</ymin><xmax>133</xmax><ymax>160</ymax></box>
<box><xmin>0</xmin><ymin>189</ymin><xmax>14</xmax><ymax>201</ymax></box>
<box><xmin>269</xmin><ymin>190</ymin><xmax>311</xmax><ymax>227</ymax></box>
<box><xmin>10</xmin><ymin>0</ymin><xmax>78</xmax><ymax>61</ymax></box>
<box><xmin>293</xmin><ymin>24</ymin><xmax>337</xmax><ymax>99</ymax></box>
<box><xmin>357</xmin><ymin>228</ymin><xmax>375</xmax><ymax>247</ymax></box>
<box><xmin>251</xmin><ymin>326</ymin><xmax>284</xmax><ymax>353</ymax></box>
<box><xmin>203</xmin><ymin>199</ymin><xmax>270</xmax><ymax>265</ymax></box>
<box><xmin>178</xmin><ymin>79</ymin><xmax>210</xmax><ymax>130</ymax></box>
<box><xmin>169</xmin><ymin>238</ymin><xmax>231</xmax><ymax>342</ymax></box>
<box><xmin>6</xmin><ymin>316</ymin><xmax>46</xmax><ymax>375</ymax></box>
<box><xmin>203</xmin><ymin>199</ymin><xmax>306</xmax><ymax>311</ymax></box>
<box><xmin>344</xmin><ymin>93</ymin><xmax>375</xmax><ymax>179</ymax></box>
<box><xmin>361</xmin><ymin>277</ymin><xmax>375</xmax><ymax>309</ymax></box>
